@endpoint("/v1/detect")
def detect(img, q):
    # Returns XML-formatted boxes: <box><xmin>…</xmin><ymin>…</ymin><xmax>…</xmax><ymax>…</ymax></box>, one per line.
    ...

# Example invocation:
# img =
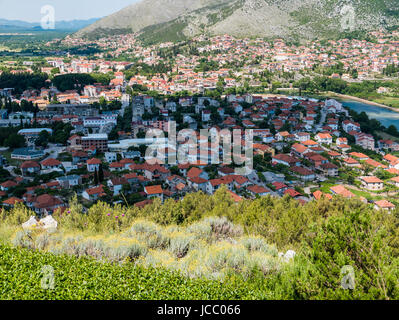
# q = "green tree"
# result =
<box><xmin>4</xmin><ymin>134</ymin><xmax>25</xmax><ymax>149</ymax></box>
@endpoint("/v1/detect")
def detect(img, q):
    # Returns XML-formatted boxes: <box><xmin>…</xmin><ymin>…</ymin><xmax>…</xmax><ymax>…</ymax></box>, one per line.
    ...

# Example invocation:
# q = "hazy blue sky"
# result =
<box><xmin>0</xmin><ymin>0</ymin><xmax>137</xmax><ymax>22</ymax></box>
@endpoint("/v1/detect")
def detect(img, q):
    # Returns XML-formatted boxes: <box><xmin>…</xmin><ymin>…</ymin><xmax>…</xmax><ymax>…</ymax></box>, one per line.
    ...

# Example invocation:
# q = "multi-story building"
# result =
<box><xmin>81</xmin><ymin>134</ymin><xmax>109</xmax><ymax>152</ymax></box>
<box><xmin>355</xmin><ymin>133</ymin><xmax>375</xmax><ymax>150</ymax></box>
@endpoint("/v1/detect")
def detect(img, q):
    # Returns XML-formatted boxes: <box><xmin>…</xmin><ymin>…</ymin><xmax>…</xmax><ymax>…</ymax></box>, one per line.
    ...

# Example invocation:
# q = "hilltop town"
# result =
<box><xmin>0</xmin><ymin>88</ymin><xmax>399</xmax><ymax>214</ymax></box>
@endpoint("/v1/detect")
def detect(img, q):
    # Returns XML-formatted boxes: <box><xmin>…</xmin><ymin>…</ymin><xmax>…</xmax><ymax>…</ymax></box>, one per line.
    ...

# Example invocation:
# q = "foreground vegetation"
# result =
<box><xmin>1</xmin><ymin>188</ymin><xmax>399</xmax><ymax>299</ymax></box>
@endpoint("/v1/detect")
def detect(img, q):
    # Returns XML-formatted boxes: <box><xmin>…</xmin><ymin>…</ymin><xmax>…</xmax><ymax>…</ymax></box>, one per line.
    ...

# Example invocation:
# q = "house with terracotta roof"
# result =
<box><xmin>72</xmin><ymin>151</ymin><xmax>89</xmax><ymax>164</ymax></box>
<box><xmin>109</xmin><ymin>162</ymin><xmax>125</xmax><ymax>172</ymax></box>
<box><xmin>2</xmin><ymin>197</ymin><xmax>23</xmax><ymax>207</ymax></box>
<box><xmin>143</xmin><ymin>164</ymin><xmax>170</xmax><ymax>180</ymax></box>
<box><xmin>302</xmin><ymin>140</ymin><xmax>319</xmax><ymax>147</ymax></box>
<box><xmin>291</xmin><ymin>143</ymin><xmax>309</xmax><ymax>158</ymax></box>
<box><xmin>364</xmin><ymin>158</ymin><xmax>387</xmax><ymax>169</ymax></box>
<box><xmin>374</xmin><ymin>200</ymin><xmax>395</xmax><ymax>211</ymax></box>
<box><xmin>343</xmin><ymin>157</ymin><xmax>361</xmax><ymax>168</ymax></box>
<box><xmin>68</xmin><ymin>134</ymin><xmax>82</xmax><ymax>151</ymax></box>
<box><xmin>40</xmin><ymin>158</ymin><xmax>62</xmax><ymax>170</ymax></box>
<box><xmin>21</xmin><ymin>161</ymin><xmax>40</xmax><ymax>176</ymax></box>
<box><xmin>384</xmin><ymin>154</ymin><xmax>399</xmax><ymax>164</ymax></box>
<box><xmin>342</xmin><ymin>120</ymin><xmax>360</xmax><ymax>133</ymax></box>
<box><xmin>272</xmin><ymin>181</ymin><xmax>288</xmax><ymax>195</ymax></box>
<box><xmin>284</xmin><ymin>188</ymin><xmax>302</xmax><ymax>198</ymax></box>
<box><xmin>290</xmin><ymin>166</ymin><xmax>316</xmax><ymax>181</ymax></box>
<box><xmin>387</xmin><ymin>168</ymin><xmax>399</xmax><ymax>176</ymax></box>
<box><xmin>187</xmin><ymin>167</ymin><xmax>209</xmax><ymax>180</ymax></box>
<box><xmin>360</xmin><ymin>176</ymin><xmax>384</xmax><ymax>191</ymax></box>
<box><xmin>294</xmin><ymin>132</ymin><xmax>310</xmax><ymax>142</ymax></box>
<box><xmin>33</xmin><ymin>194</ymin><xmax>64</xmax><ymax>215</ymax></box>
<box><xmin>107</xmin><ymin>177</ymin><xmax>129</xmax><ymax>196</ymax></box>
<box><xmin>218</xmin><ymin>166</ymin><xmax>235</xmax><ymax>176</ymax></box>
<box><xmin>144</xmin><ymin>185</ymin><xmax>163</xmax><ymax>200</ymax></box>
<box><xmin>247</xmin><ymin>184</ymin><xmax>271</xmax><ymax>197</ymax></box>
<box><xmin>0</xmin><ymin>180</ymin><xmax>17</xmax><ymax>191</ymax></box>
<box><xmin>315</xmin><ymin>133</ymin><xmax>333</xmax><ymax>145</ymax></box>
<box><xmin>188</xmin><ymin>176</ymin><xmax>210</xmax><ymax>193</ymax></box>
<box><xmin>86</xmin><ymin>158</ymin><xmax>101</xmax><ymax>172</ymax></box>
<box><xmin>328</xmin><ymin>151</ymin><xmax>342</xmax><ymax>158</ymax></box>
<box><xmin>208</xmin><ymin>177</ymin><xmax>234</xmax><ymax>193</ymax></box>
<box><xmin>319</xmin><ymin>163</ymin><xmax>339</xmax><ymax>176</ymax></box>
<box><xmin>336</xmin><ymin>137</ymin><xmax>348</xmax><ymax>146</ymax></box>
<box><xmin>82</xmin><ymin>185</ymin><xmax>106</xmax><ymax>201</ymax></box>
<box><xmin>272</xmin><ymin>154</ymin><xmax>300</xmax><ymax>167</ymax></box>
<box><xmin>123</xmin><ymin>172</ymin><xmax>140</xmax><ymax>185</ymax></box>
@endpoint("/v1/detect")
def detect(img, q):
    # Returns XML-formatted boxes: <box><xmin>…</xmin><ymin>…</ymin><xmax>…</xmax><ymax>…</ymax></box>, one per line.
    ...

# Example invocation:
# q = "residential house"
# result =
<box><xmin>86</xmin><ymin>158</ymin><xmax>101</xmax><ymax>172</ymax></box>
<box><xmin>20</xmin><ymin>161</ymin><xmax>40</xmax><ymax>176</ymax></box>
<box><xmin>40</xmin><ymin>158</ymin><xmax>62</xmax><ymax>171</ymax></box>
<box><xmin>272</xmin><ymin>154</ymin><xmax>300</xmax><ymax>167</ymax></box>
<box><xmin>247</xmin><ymin>185</ymin><xmax>271</xmax><ymax>197</ymax></box>
<box><xmin>33</xmin><ymin>194</ymin><xmax>64</xmax><ymax>215</ymax></box>
<box><xmin>374</xmin><ymin>200</ymin><xmax>395</xmax><ymax>211</ymax></box>
<box><xmin>360</xmin><ymin>176</ymin><xmax>384</xmax><ymax>191</ymax></box>
<box><xmin>82</xmin><ymin>185</ymin><xmax>106</xmax><ymax>201</ymax></box>
<box><xmin>144</xmin><ymin>185</ymin><xmax>164</xmax><ymax>201</ymax></box>
<box><xmin>290</xmin><ymin>166</ymin><xmax>316</xmax><ymax>181</ymax></box>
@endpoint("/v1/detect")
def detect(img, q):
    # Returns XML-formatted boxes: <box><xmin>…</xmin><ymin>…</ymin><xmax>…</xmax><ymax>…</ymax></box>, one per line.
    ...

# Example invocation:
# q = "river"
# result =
<box><xmin>342</xmin><ymin>100</ymin><xmax>399</xmax><ymax>130</ymax></box>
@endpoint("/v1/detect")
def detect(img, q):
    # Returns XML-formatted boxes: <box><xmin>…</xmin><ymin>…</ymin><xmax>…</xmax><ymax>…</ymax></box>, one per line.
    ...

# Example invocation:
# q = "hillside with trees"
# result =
<box><xmin>1</xmin><ymin>188</ymin><xmax>399</xmax><ymax>300</ymax></box>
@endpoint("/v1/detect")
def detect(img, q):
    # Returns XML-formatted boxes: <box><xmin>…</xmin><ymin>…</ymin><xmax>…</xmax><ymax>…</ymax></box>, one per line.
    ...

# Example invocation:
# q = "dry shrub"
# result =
<box><xmin>125</xmin><ymin>220</ymin><xmax>169</xmax><ymax>249</ymax></box>
<box><xmin>239</xmin><ymin>236</ymin><xmax>278</xmax><ymax>256</ymax></box>
<box><xmin>168</xmin><ymin>232</ymin><xmax>195</xmax><ymax>258</ymax></box>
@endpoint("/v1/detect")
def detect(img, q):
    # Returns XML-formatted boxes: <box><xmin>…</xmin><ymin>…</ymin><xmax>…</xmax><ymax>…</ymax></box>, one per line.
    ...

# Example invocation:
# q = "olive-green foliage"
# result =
<box><xmin>0</xmin><ymin>244</ymin><xmax>270</xmax><ymax>300</ymax></box>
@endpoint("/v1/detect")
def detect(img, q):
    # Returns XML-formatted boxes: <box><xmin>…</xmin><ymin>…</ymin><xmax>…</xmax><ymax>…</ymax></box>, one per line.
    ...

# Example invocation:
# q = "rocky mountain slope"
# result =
<box><xmin>75</xmin><ymin>0</ymin><xmax>399</xmax><ymax>43</ymax></box>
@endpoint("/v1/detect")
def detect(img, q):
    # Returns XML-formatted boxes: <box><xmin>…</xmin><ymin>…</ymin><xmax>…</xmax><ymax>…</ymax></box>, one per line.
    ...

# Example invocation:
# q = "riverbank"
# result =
<box><xmin>326</xmin><ymin>92</ymin><xmax>399</xmax><ymax>114</ymax></box>
<box><xmin>223</xmin><ymin>91</ymin><xmax>399</xmax><ymax>114</ymax></box>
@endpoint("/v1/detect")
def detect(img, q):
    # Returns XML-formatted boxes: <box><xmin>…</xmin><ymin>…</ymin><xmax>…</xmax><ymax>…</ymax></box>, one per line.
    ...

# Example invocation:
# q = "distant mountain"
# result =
<box><xmin>0</xmin><ymin>18</ymin><xmax>100</xmax><ymax>31</ymax></box>
<box><xmin>75</xmin><ymin>0</ymin><xmax>399</xmax><ymax>43</ymax></box>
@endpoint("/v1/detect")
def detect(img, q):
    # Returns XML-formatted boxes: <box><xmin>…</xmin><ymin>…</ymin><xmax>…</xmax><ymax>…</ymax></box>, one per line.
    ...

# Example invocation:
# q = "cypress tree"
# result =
<box><xmin>94</xmin><ymin>168</ymin><xmax>99</xmax><ymax>185</ymax></box>
<box><xmin>98</xmin><ymin>164</ymin><xmax>104</xmax><ymax>183</ymax></box>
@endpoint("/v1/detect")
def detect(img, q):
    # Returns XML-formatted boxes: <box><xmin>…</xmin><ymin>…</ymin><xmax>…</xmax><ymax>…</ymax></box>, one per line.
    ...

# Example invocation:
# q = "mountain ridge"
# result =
<box><xmin>75</xmin><ymin>0</ymin><xmax>399</xmax><ymax>43</ymax></box>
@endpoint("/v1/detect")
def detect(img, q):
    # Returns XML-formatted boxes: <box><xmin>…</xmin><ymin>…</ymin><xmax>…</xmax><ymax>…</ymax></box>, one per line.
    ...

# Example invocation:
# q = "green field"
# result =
<box><xmin>373</xmin><ymin>97</ymin><xmax>399</xmax><ymax>109</ymax></box>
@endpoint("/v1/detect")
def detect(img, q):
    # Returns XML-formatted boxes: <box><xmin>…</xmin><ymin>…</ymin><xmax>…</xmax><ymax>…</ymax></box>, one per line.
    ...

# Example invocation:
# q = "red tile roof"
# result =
<box><xmin>3</xmin><ymin>197</ymin><xmax>23</xmax><ymax>205</ymax></box>
<box><xmin>21</xmin><ymin>161</ymin><xmax>40</xmax><ymax>169</ymax></box>
<box><xmin>41</xmin><ymin>158</ymin><xmax>61</xmax><ymax>166</ymax></box>
<box><xmin>87</xmin><ymin>158</ymin><xmax>101</xmax><ymax>165</ymax></box>
<box><xmin>145</xmin><ymin>185</ymin><xmax>163</xmax><ymax>195</ymax></box>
